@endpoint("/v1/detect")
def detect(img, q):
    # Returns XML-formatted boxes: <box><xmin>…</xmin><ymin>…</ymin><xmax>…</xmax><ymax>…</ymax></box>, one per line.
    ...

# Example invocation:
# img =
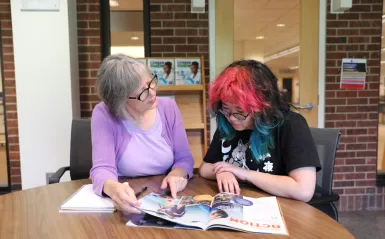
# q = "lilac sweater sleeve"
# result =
<box><xmin>89</xmin><ymin>105</ymin><xmax>118</xmax><ymax>196</ymax></box>
<box><xmin>169</xmin><ymin>100</ymin><xmax>194</xmax><ymax>179</ymax></box>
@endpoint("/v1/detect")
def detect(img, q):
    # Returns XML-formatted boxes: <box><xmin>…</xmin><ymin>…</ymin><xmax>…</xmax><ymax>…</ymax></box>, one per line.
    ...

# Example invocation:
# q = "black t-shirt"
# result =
<box><xmin>204</xmin><ymin>111</ymin><xmax>321</xmax><ymax>175</ymax></box>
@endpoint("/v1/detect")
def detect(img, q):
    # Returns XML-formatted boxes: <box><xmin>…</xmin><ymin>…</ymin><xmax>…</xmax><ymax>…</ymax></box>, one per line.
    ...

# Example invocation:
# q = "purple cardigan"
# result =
<box><xmin>90</xmin><ymin>97</ymin><xmax>194</xmax><ymax>196</ymax></box>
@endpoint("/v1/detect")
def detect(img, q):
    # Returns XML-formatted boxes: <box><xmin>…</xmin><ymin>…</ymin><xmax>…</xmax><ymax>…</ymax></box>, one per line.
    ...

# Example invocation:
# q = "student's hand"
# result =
<box><xmin>216</xmin><ymin>172</ymin><xmax>240</xmax><ymax>195</ymax></box>
<box><xmin>103</xmin><ymin>180</ymin><xmax>141</xmax><ymax>213</ymax></box>
<box><xmin>213</xmin><ymin>162</ymin><xmax>249</xmax><ymax>181</ymax></box>
<box><xmin>161</xmin><ymin>168</ymin><xmax>188</xmax><ymax>198</ymax></box>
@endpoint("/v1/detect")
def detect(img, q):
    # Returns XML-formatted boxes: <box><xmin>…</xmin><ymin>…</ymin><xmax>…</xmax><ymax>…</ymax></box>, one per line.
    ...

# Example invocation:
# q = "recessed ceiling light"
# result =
<box><xmin>131</xmin><ymin>36</ymin><xmax>139</xmax><ymax>40</ymax></box>
<box><xmin>255</xmin><ymin>36</ymin><xmax>264</xmax><ymax>40</ymax></box>
<box><xmin>277</xmin><ymin>24</ymin><xmax>286</xmax><ymax>27</ymax></box>
<box><xmin>110</xmin><ymin>0</ymin><xmax>119</xmax><ymax>7</ymax></box>
<box><xmin>289</xmin><ymin>66</ymin><xmax>299</xmax><ymax>70</ymax></box>
<box><xmin>382</xmin><ymin>36</ymin><xmax>384</xmax><ymax>39</ymax></box>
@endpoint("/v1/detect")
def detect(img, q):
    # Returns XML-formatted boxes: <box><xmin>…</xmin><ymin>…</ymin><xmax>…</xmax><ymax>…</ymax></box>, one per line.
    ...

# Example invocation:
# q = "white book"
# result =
<box><xmin>59</xmin><ymin>184</ymin><xmax>116</xmax><ymax>213</ymax></box>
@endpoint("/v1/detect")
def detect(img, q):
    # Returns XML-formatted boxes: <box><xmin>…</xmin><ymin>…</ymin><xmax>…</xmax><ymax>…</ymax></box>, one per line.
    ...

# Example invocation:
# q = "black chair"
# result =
<box><xmin>48</xmin><ymin>119</ymin><xmax>92</xmax><ymax>184</ymax></box>
<box><xmin>308</xmin><ymin>128</ymin><xmax>341</xmax><ymax>221</ymax></box>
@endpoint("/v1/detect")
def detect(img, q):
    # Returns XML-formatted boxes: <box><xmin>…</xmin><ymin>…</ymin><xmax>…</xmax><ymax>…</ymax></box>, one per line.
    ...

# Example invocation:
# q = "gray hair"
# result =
<box><xmin>96</xmin><ymin>54</ymin><xmax>151</xmax><ymax>118</ymax></box>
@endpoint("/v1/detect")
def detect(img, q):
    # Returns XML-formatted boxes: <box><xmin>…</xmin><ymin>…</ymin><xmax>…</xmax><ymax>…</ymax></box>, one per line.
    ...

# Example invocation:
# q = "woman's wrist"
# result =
<box><xmin>169</xmin><ymin>167</ymin><xmax>188</xmax><ymax>178</ymax></box>
<box><xmin>103</xmin><ymin>179</ymin><xmax>119</xmax><ymax>197</ymax></box>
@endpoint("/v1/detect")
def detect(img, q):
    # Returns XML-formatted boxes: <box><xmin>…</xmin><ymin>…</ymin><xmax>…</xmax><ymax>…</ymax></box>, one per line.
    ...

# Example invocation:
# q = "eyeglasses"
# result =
<box><xmin>128</xmin><ymin>75</ymin><xmax>158</xmax><ymax>101</ymax></box>
<box><xmin>219</xmin><ymin>109</ymin><xmax>250</xmax><ymax>121</ymax></box>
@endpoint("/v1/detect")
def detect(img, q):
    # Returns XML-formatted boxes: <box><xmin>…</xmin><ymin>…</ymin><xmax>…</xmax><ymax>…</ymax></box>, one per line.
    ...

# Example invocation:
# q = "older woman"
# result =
<box><xmin>90</xmin><ymin>54</ymin><xmax>194</xmax><ymax>213</ymax></box>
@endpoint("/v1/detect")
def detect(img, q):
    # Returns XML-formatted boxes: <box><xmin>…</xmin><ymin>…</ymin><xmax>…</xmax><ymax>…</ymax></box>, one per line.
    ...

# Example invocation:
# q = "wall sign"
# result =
<box><xmin>340</xmin><ymin>58</ymin><xmax>366</xmax><ymax>90</ymax></box>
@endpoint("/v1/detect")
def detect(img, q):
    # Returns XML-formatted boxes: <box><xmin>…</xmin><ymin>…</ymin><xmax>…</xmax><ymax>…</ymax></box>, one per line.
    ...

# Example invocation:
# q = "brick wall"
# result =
<box><xmin>0</xmin><ymin>1</ymin><xmax>21</xmax><ymax>190</ymax></box>
<box><xmin>149</xmin><ymin>0</ymin><xmax>210</xmax><ymax>144</ymax></box>
<box><xmin>77</xmin><ymin>0</ymin><xmax>102</xmax><ymax>118</ymax></box>
<box><xmin>326</xmin><ymin>0</ymin><xmax>385</xmax><ymax>210</ymax></box>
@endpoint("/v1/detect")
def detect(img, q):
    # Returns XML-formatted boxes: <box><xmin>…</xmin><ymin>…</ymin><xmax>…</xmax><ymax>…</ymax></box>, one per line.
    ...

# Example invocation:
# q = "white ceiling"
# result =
<box><xmin>234</xmin><ymin>0</ymin><xmax>300</xmax><ymax>71</ymax></box>
<box><xmin>110</xmin><ymin>0</ymin><xmax>143</xmax><ymax>11</ymax></box>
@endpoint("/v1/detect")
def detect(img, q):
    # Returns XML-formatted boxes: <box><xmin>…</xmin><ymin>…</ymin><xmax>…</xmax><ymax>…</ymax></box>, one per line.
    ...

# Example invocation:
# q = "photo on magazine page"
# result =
<box><xmin>136</xmin><ymin>192</ymin><xmax>212</xmax><ymax>228</ymax></box>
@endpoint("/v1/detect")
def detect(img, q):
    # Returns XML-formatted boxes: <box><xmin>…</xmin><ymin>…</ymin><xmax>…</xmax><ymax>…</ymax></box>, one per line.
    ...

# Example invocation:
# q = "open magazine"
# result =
<box><xmin>126</xmin><ymin>192</ymin><xmax>288</xmax><ymax>235</ymax></box>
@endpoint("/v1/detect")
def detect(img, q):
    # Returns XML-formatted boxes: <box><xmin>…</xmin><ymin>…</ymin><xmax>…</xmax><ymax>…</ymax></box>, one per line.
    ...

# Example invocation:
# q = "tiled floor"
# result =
<box><xmin>339</xmin><ymin>210</ymin><xmax>385</xmax><ymax>239</ymax></box>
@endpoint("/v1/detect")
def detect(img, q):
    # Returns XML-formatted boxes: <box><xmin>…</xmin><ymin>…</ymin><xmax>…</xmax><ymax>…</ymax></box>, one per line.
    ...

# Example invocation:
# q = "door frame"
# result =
<box><xmin>209</xmin><ymin>0</ymin><xmax>326</xmax><ymax>140</ymax></box>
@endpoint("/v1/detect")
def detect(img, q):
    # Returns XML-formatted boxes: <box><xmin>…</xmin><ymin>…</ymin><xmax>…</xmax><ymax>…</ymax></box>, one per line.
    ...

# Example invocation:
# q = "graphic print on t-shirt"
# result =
<box><xmin>221</xmin><ymin>139</ymin><xmax>273</xmax><ymax>172</ymax></box>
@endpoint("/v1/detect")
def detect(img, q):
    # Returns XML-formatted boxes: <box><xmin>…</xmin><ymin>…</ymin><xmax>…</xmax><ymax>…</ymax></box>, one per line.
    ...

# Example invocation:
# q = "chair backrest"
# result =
<box><xmin>70</xmin><ymin>118</ymin><xmax>92</xmax><ymax>180</ymax></box>
<box><xmin>309</xmin><ymin>128</ymin><xmax>341</xmax><ymax>195</ymax></box>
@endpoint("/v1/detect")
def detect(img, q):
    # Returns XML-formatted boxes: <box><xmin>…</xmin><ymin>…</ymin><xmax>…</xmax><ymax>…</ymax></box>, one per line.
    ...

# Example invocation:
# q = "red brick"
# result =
<box><xmin>345</xmin><ymin>173</ymin><xmax>366</xmax><ymax>179</ymax></box>
<box><xmin>162</xmin><ymin>5</ymin><xmax>186</xmax><ymax>11</ymax></box>
<box><xmin>335</xmin><ymin>121</ymin><xmax>356</xmax><ymax>128</ymax></box>
<box><xmin>151</xmin><ymin>45</ymin><xmax>174</xmax><ymax>52</ymax></box>
<box><xmin>356</xmin><ymin>180</ymin><xmax>376</xmax><ymax>187</ymax></box>
<box><xmin>350</xmin><ymin>4</ymin><xmax>372</xmax><ymax>12</ymax></box>
<box><xmin>325</xmin><ymin>83</ymin><xmax>340</xmax><ymax>90</ymax></box>
<box><xmin>150</xmin><ymin>13</ymin><xmax>173</xmax><ymax>20</ymax></box>
<box><xmin>361</xmin><ymin>12</ymin><xmax>382</xmax><ymax>20</ymax></box>
<box><xmin>345</xmin><ymin>188</ymin><xmax>366</xmax><ymax>194</ymax></box>
<box><xmin>347</xmin><ymin>113</ymin><xmax>368</xmax><ymax>120</ymax></box>
<box><xmin>88</xmin><ymin>22</ymin><xmax>100</xmax><ymax>29</ymax></box>
<box><xmin>199</xmin><ymin>29</ymin><xmax>209</xmax><ymax>36</ymax></box>
<box><xmin>347</xmin><ymin>98</ymin><xmax>368</xmax><ymax>105</ymax></box>
<box><xmin>333</xmin><ymin>174</ymin><xmax>344</xmax><ymax>180</ymax></box>
<box><xmin>77</xmin><ymin>13</ymin><xmax>99</xmax><ymax>21</ymax></box>
<box><xmin>174</xmin><ymin>13</ymin><xmax>198</xmax><ymax>20</ymax></box>
<box><xmin>163</xmin><ymin>21</ymin><xmax>186</xmax><ymax>28</ymax></box>
<box><xmin>327</xmin><ymin>37</ymin><xmax>347</xmax><ymax>44</ymax></box>
<box><xmin>334</xmin><ymin>180</ymin><xmax>355</xmax><ymax>187</ymax></box>
<box><xmin>357</xmin><ymin>136</ymin><xmax>377</xmax><ymax>142</ymax></box>
<box><xmin>151</xmin><ymin>37</ymin><xmax>162</xmax><ymax>44</ymax></box>
<box><xmin>348</xmin><ymin>36</ymin><xmax>370</xmax><ymax>44</ymax></box>
<box><xmin>366</xmin><ymin>158</ymin><xmax>377</xmax><ymax>164</ymax></box>
<box><xmin>163</xmin><ymin>37</ymin><xmax>186</xmax><ymax>44</ymax></box>
<box><xmin>337</xmin><ymin>29</ymin><xmax>360</xmax><ymax>35</ymax></box>
<box><xmin>327</xmin><ymin>21</ymin><xmax>348</xmax><ymax>28</ymax></box>
<box><xmin>199</xmin><ymin>45</ymin><xmax>209</xmax><ymax>52</ymax></box>
<box><xmin>163</xmin><ymin>53</ymin><xmax>187</xmax><ymax>57</ymax></box>
<box><xmin>336</xmin><ymin>91</ymin><xmax>357</xmax><ymax>98</ymax></box>
<box><xmin>151</xmin><ymin>29</ymin><xmax>174</xmax><ymax>36</ymax></box>
<box><xmin>360</xmin><ymin>28</ymin><xmax>382</xmax><ymax>35</ymax></box>
<box><xmin>151</xmin><ymin>21</ymin><xmax>161</xmax><ymax>28</ymax></box>
<box><xmin>345</xmin><ymin>158</ymin><xmax>367</xmax><ymax>164</ymax></box>
<box><xmin>187</xmin><ymin>37</ymin><xmax>208</xmax><ymax>44</ymax></box>
<box><xmin>175</xmin><ymin>45</ymin><xmax>198</xmax><ymax>52</ymax></box>
<box><xmin>325</xmin><ymin>122</ymin><xmax>335</xmax><ymax>128</ymax></box>
<box><xmin>175</xmin><ymin>29</ymin><xmax>198</xmax><ymax>36</ymax></box>
<box><xmin>187</xmin><ymin>21</ymin><xmax>208</xmax><ymax>28</ymax></box>
<box><xmin>338</xmin><ymin>13</ymin><xmax>360</xmax><ymax>20</ymax></box>
<box><xmin>336</xmin><ymin>106</ymin><xmax>358</xmax><ymax>113</ymax></box>
<box><xmin>357</xmin><ymin>151</ymin><xmax>377</xmax><ymax>157</ymax></box>
<box><xmin>88</xmin><ymin>4</ymin><xmax>99</xmax><ymax>12</ymax></box>
<box><xmin>325</xmin><ymin>114</ymin><xmax>346</xmax><ymax>121</ymax></box>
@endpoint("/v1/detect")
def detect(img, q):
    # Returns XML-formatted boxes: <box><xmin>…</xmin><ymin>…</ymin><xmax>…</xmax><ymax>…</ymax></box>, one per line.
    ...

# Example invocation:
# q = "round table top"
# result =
<box><xmin>0</xmin><ymin>175</ymin><xmax>354</xmax><ymax>239</ymax></box>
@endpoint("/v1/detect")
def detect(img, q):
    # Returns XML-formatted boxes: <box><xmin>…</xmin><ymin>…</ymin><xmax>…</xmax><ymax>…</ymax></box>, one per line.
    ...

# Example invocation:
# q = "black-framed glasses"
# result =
<box><xmin>219</xmin><ymin>109</ymin><xmax>250</xmax><ymax>121</ymax></box>
<box><xmin>128</xmin><ymin>75</ymin><xmax>158</xmax><ymax>101</ymax></box>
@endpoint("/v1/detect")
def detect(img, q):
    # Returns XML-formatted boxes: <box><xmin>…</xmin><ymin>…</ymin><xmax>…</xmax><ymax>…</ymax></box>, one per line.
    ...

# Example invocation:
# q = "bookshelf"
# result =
<box><xmin>144</xmin><ymin>55</ymin><xmax>208</xmax><ymax>169</ymax></box>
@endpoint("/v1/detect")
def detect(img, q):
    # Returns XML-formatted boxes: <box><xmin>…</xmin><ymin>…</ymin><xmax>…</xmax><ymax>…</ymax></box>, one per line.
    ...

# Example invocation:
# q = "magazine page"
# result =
<box><xmin>147</xmin><ymin>59</ymin><xmax>175</xmax><ymax>86</ymax></box>
<box><xmin>175</xmin><ymin>58</ymin><xmax>202</xmax><ymax>85</ymax></box>
<box><xmin>126</xmin><ymin>213</ymin><xmax>202</xmax><ymax>230</ymax></box>
<box><xmin>130</xmin><ymin>192</ymin><xmax>213</xmax><ymax>230</ymax></box>
<box><xmin>206</xmin><ymin>193</ymin><xmax>288</xmax><ymax>235</ymax></box>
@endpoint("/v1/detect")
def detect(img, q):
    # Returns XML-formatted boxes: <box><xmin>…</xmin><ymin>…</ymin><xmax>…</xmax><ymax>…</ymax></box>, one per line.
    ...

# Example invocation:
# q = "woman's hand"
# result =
<box><xmin>213</xmin><ymin>162</ymin><xmax>249</xmax><ymax>181</ymax></box>
<box><xmin>103</xmin><ymin>180</ymin><xmax>141</xmax><ymax>213</ymax></box>
<box><xmin>216</xmin><ymin>172</ymin><xmax>240</xmax><ymax>194</ymax></box>
<box><xmin>161</xmin><ymin>168</ymin><xmax>188</xmax><ymax>198</ymax></box>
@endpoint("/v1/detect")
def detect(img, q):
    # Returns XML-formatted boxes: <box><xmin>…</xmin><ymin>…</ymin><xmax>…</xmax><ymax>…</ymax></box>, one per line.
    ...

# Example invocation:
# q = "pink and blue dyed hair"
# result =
<box><xmin>209</xmin><ymin>60</ymin><xmax>289</xmax><ymax>162</ymax></box>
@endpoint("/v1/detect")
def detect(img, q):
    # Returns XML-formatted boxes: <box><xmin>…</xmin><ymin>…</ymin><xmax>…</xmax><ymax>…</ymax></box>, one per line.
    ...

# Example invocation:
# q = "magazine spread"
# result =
<box><xmin>126</xmin><ymin>192</ymin><xmax>288</xmax><ymax>235</ymax></box>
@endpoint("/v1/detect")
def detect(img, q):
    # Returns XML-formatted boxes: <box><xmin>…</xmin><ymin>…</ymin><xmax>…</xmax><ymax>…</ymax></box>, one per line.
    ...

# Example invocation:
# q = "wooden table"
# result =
<box><xmin>0</xmin><ymin>175</ymin><xmax>354</xmax><ymax>239</ymax></box>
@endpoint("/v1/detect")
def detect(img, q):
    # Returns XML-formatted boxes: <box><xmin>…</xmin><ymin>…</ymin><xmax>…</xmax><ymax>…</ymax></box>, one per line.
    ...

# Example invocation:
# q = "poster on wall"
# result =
<box><xmin>340</xmin><ymin>58</ymin><xmax>366</xmax><ymax>90</ymax></box>
<box><xmin>147</xmin><ymin>59</ymin><xmax>175</xmax><ymax>86</ymax></box>
<box><xmin>175</xmin><ymin>58</ymin><xmax>202</xmax><ymax>85</ymax></box>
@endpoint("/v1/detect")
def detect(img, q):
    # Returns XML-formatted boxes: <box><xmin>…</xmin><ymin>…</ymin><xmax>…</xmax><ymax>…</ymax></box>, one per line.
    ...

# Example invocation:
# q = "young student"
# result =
<box><xmin>199</xmin><ymin>60</ymin><xmax>321</xmax><ymax>202</ymax></box>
